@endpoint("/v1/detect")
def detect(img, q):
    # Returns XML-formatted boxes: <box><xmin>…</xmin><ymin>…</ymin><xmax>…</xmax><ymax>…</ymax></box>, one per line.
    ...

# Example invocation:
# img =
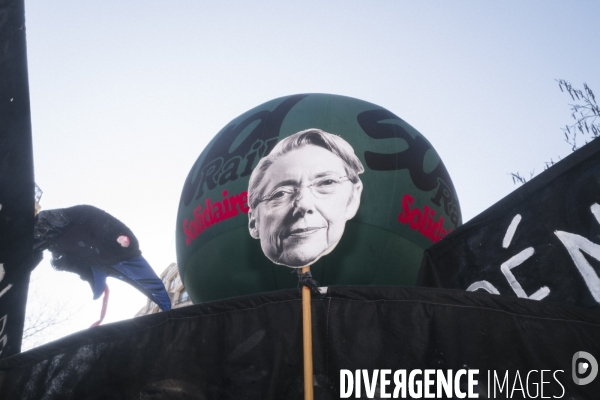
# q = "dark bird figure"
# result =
<box><xmin>32</xmin><ymin>205</ymin><xmax>171</xmax><ymax>311</ymax></box>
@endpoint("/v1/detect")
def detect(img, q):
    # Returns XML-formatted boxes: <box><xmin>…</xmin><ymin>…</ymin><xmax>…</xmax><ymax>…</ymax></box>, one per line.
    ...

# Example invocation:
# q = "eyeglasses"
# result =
<box><xmin>258</xmin><ymin>175</ymin><xmax>350</xmax><ymax>206</ymax></box>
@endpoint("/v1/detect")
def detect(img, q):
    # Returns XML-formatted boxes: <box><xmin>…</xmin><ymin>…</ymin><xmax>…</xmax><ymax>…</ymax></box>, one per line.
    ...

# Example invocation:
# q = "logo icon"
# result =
<box><xmin>572</xmin><ymin>351</ymin><xmax>598</xmax><ymax>385</ymax></box>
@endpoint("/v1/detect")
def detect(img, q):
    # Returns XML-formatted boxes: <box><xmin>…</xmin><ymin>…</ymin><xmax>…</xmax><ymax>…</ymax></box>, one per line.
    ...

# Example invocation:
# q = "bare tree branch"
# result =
<box><xmin>22</xmin><ymin>275</ymin><xmax>81</xmax><ymax>351</ymax></box>
<box><xmin>510</xmin><ymin>80</ymin><xmax>599</xmax><ymax>185</ymax></box>
<box><xmin>557</xmin><ymin>79</ymin><xmax>600</xmax><ymax>151</ymax></box>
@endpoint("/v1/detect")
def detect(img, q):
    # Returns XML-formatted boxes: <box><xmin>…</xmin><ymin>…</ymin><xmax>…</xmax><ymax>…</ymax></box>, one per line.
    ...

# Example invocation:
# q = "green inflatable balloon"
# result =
<box><xmin>177</xmin><ymin>94</ymin><xmax>461</xmax><ymax>303</ymax></box>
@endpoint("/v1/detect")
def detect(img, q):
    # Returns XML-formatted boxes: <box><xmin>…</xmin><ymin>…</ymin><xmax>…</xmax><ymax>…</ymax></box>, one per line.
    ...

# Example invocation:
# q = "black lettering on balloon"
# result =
<box><xmin>200</xmin><ymin>158</ymin><xmax>223</xmax><ymax>193</ymax></box>
<box><xmin>357</xmin><ymin>109</ymin><xmax>461</xmax><ymax>227</ymax></box>
<box><xmin>240</xmin><ymin>137</ymin><xmax>279</xmax><ymax>178</ymax></box>
<box><xmin>262</xmin><ymin>137</ymin><xmax>279</xmax><ymax>159</ymax></box>
<box><xmin>181</xmin><ymin>94</ymin><xmax>308</xmax><ymax>207</ymax></box>
<box><xmin>218</xmin><ymin>156</ymin><xmax>241</xmax><ymax>185</ymax></box>
<box><xmin>431</xmin><ymin>178</ymin><xmax>460</xmax><ymax>226</ymax></box>
<box><xmin>240</xmin><ymin>140</ymin><xmax>266</xmax><ymax>177</ymax></box>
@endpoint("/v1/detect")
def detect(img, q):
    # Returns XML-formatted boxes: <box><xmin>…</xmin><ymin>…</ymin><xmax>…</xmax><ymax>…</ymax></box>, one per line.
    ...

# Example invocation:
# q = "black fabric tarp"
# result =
<box><xmin>0</xmin><ymin>0</ymin><xmax>35</xmax><ymax>359</ymax></box>
<box><xmin>0</xmin><ymin>286</ymin><xmax>598</xmax><ymax>399</ymax></box>
<box><xmin>418</xmin><ymin>138</ymin><xmax>600</xmax><ymax>310</ymax></box>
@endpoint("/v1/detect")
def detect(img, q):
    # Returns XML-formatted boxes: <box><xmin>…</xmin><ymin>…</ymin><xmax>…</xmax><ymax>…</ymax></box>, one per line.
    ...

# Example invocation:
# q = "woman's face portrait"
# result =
<box><xmin>249</xmin><ymin>144</ymin><xmax>362</xmax><ymax>267</ymax></box>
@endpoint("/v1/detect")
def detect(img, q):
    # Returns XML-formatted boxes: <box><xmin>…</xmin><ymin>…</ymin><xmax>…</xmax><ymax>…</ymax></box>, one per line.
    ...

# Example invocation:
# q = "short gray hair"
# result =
<box><xmin>248</xmin><ymin>128</ymin><xmax>364</xmax><ymax>209</ymax></box>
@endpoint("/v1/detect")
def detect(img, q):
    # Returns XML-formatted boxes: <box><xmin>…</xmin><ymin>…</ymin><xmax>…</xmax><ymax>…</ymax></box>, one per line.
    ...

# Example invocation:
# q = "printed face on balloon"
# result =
<box><xmin>248</xmin><ymin>129</ymin><xmax>364</xmax><ymax>268</ymax></box>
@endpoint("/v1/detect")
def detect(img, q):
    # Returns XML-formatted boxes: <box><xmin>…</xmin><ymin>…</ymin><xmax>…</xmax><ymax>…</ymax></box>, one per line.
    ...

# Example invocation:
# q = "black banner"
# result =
<box><xmin>0</xmin><ymin>0</ymin><xmax>35</xmax><ymax>359</ymax></box>
<box><xmin>0</xmin><ymin>286</ymin><xmax>598</xmax><ymax>399</ymax></box>
<box><xmin>418</xmin><ymin>138</ymin><xmax>600</xmax><ymax>310</ymax></box>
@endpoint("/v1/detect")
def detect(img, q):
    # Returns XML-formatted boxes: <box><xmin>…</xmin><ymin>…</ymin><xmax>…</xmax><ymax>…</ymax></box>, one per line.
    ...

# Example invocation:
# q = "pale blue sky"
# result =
<box><xmin>22</xmin><ymin>1</ymin><xmax>600</xmax><ymax>346</ymax></box>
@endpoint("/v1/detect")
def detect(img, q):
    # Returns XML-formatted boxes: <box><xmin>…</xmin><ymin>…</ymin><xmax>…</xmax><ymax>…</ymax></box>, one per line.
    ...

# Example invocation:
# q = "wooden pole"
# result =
<box><xmin>301</xmin><ymin>266</ymin><xmax>314</xmax><ymax>400</ymax></box>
